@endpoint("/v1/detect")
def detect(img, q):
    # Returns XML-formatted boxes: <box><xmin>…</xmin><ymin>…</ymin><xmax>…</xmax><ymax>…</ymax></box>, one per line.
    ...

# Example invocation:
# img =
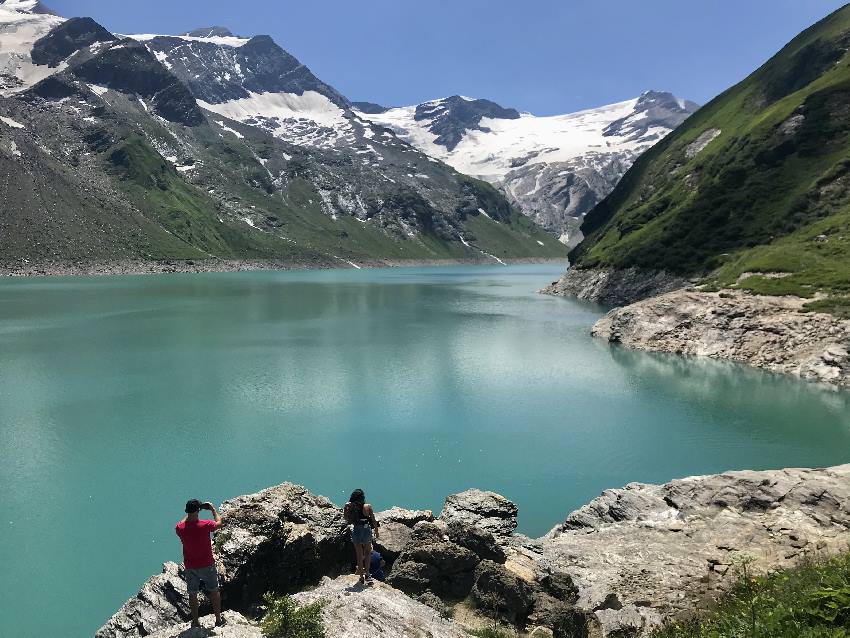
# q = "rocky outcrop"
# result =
<box><xmin>99</xmin><ymin>466</ymin><xmax>850</xmax><ymax>638</ymax></box>
<box><xmin>542</xmin><ymin>267</ymin><xmax>689</xmax><ymax>306</ymax></box>
<box><xmin>95</xmin><ymin>562</ymin><xmax>193</xmax><ymax>638</ymax></box>
<box><xmin>591</xmin><ymin>289</ymin><xmax>850</xmax><ymax>388</ymax></box>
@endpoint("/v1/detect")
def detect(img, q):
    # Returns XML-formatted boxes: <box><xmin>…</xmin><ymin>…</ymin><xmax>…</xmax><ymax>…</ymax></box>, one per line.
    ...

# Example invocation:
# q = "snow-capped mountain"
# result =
<box><xmin>0</xmin><ymin>3</ymin><xmax>563</xmax><ymax>267</ymax></box>
<box><xmin>0</xmin><ymin>0</ymin><xmax>63</xmax><ymax>93</ymax></box>
<box><xmin>357</xmin><ymin>92</ymin><xmax>698</xmax><ymax>245</ymax></box>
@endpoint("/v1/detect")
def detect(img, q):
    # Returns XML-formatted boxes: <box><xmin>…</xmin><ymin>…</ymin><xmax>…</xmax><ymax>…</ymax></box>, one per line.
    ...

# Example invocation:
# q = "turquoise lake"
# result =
<box><xmin>1</xmin><ymin>264</ymin><xmax>849</xmax><ymax>637</ymax></box>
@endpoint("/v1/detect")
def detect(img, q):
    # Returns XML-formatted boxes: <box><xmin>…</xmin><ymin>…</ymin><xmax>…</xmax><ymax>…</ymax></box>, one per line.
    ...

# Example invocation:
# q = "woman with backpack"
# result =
<box><xmin>344</xmin><ymin>488</ymin><xmax>380</xmax><ymax>583</ymax></box>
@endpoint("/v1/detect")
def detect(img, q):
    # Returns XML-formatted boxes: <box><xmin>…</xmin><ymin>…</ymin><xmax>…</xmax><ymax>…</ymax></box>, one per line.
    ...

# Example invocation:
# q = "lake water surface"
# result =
<box><xmin>1</xmin><ymin>264</ymin><xmax>849</xmax><ymax>637</ymax></box>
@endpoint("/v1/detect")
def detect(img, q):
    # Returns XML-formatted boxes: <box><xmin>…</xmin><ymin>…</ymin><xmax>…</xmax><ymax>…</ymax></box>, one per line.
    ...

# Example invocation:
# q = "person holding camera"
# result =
<box><xmin>176</xmin><ymin>499</ymin><xmax>224</xmax><ymax>628</ymax></box>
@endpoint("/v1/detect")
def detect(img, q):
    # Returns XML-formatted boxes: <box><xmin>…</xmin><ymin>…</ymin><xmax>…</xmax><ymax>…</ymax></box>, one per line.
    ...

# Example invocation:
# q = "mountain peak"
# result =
<box><xmin>413</xmin><ymin>95</ymin><xmax>521</xmax><ymax>151</ymax></box>
<box><xmin>182</xmin><ymin>26</ymin><xmax>235</xmax><ymax>38</ymax></box>
<box><xmin>352</xmin><ymin>101</ymin><xmax>390</xmax><ymax>114</ymax></box>
<box><xmin>636</xmin><ymin>90</ymin><xmax>699</xmax><ymax>114</ymax></box>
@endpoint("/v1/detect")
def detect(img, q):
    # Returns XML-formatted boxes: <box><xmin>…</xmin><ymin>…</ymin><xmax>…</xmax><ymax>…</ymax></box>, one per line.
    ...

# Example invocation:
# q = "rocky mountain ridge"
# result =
<box><xmin>97</xmin><ymin>465</ymin><xmax>850</xmax><ymax>638</ymax></box>
<box><xmin>357</xmin><ymin>92</ymin><xmax>698</xmax><ymax>245</ymax></box>
<box><xmin>0</xmin><ymin>2</ymin><xmax>565</xmax><ymax>268</ymax></box>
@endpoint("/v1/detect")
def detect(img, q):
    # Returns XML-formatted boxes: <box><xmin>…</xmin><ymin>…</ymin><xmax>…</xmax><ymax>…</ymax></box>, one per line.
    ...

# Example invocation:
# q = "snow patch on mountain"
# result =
<box><xmin>0</xmin><ymin>114</ymin><xmax>25</xmax><ymax>127</ymax></box>
<box><xmin>0</xmin><ymin>0</ymin><xmax>64</xmax><ymax>95</ymax></box>
<box><xmin>357</xmin><ymin>91</ymin><xmax>697</xmax><ymax>244</ymax></box>
<box><xmin>127</xmin><ymin>33</ymin><xmax>250</xmax><ymax>48</ymax></box>
<box><xmin>361</xmin><ymin>96</ymin><xmax>653</xmax><ymax>179</ymax></box>
<box><xmin>199</xmin><ymin>91</ymin><xmax>351</xmax><ymax>148</ymax></box>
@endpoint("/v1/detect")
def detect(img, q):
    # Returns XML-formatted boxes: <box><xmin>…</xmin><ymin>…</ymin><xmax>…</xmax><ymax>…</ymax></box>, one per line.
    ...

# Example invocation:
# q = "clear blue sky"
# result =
<box><xmin>48</xmin><ymin>0</ymin><xmax>849</xmax><ymax>115</ymax></box>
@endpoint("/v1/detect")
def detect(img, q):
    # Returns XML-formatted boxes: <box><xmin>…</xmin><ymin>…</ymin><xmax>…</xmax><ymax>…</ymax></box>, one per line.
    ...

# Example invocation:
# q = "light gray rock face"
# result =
<box><xmin>685</xmin><ymin>128</ymin><xmax>722</xmax><ymax>158</ymax></box>
<box><xmin>507</xmin><ymin>464</ymin><xmax>850</xmax><ymax>637</ymax></box>
<box><xmin>591</xmin><ymin>290</ymin><xmax>850</xmax><ymax>388</ymax></box>
<box><xmin>95</xmin><ymin>562</ymin><xmax>192</xmax><ymax>638</ymax></box>
<box><xmin>377</xmin><ymin>506</ymin><xmax>435</xmax><ymax>526</ymax></box>
<box><xmin>541</xmin><ymin>267</ymin><xmax>689</xmax><ymax>307</ymax></box>
<box><xmin>501</xmin><ymin>154</ymin><xmax>633</xmax><ymax>247</ymax></box>
<box><xmin>146</xmin><ymin>611</ymin><xmax>260</xmax><ymax>638</ymax></box>
<box><xmin>292</xmin><ymin>575</ymin><xmax>470</xmax><ymax>638</ymax></box>
<box><xmin>440</xmin><ymin>489</ymin><xmax>519</xmax><ymax>537</ymax></box>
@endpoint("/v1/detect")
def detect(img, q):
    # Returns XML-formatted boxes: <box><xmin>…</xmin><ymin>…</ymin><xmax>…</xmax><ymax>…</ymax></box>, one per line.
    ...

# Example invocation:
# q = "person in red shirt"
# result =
<box><xmin>176</xmin><ymin>499</ymin><xmax>224</xmax><ymax>628</ymax></box>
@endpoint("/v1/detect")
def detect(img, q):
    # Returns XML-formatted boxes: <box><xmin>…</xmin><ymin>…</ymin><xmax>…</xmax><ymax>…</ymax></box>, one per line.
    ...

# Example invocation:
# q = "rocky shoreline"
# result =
<box><xmin>0</xmin><ymin>257</ymin><xmax>568</xmax><ymax>278</ymax></box>
<box><xmin>541</xmin><ymin>266</ymin><xmax>690</xmax><ymax>307</ymax></box>
<box><xmin>543</xmin><ymin>267</ymin><xmax>850</xmax><ymax>389</ymax></box>
<box><xmin>97</xmin><ymin>465</ymin><xmax>850</xmax><ymax>638</ymax></box>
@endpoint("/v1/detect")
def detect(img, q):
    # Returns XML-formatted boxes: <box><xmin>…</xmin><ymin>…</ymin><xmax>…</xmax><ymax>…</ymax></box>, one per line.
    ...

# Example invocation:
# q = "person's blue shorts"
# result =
<box><xmin>184</xmin><ymin>564</ymin><xmax>219</xmax><ymax>594</ymax></box>
<box><xmin>351</xmin><ymin>524</ymin><xmax>373</xmax><ymax>544</ymax></box>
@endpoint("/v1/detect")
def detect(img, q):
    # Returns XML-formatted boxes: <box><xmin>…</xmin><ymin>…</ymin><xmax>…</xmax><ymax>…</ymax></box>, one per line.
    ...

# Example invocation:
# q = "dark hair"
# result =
<box><xmin>349</xmin><ymin>489</ymin><xmax>365</xmax><ymax>504</ymax></box>
<box><xmin>185</xmin><ymin>499</ymin><xmax>201</xmax><ymax>513</ymax></box>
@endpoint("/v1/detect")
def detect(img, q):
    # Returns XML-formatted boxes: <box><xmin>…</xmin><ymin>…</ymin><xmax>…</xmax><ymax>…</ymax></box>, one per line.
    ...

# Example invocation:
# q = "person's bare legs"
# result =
<box><xmin>211</xmin><ymin>590</ymin><xmax>222</xmax><ymax>624</ymax></box>
<box><xmin>363</xmin><ymin>542</ymin><xmax>373</xmax><ymax>580</ymax></box>
<box><xmin>189</xmin><ymin>592</ymin><xmax>200</xmax><ymax>625</ymax></box>
<box><xmin>354</xmin><ymin>542</ymin><xmax>364</xmax><ymax>580</ymax></box>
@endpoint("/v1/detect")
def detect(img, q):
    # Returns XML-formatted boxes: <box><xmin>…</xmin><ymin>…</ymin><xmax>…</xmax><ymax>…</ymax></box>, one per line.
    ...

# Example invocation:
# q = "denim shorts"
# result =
<box><xmin>184</xmin><ymin>564</ymin><xmax>219</xmax><ymax>594</ymax></box>
<box><xmin>351</xmin><ymin>524</ymin><xmax>373</xmax><ymax>544</ymax></box>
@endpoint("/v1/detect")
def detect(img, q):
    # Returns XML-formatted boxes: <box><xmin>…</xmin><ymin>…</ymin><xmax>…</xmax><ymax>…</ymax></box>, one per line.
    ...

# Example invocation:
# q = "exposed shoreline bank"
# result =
<box><xmin>0</xmin><ymin>257</ymin><xmax>569</xmax><ymax>278</ymax></box>
<box><xmin>543</xmin><ymin>266</ymin><xmax>850</xmax><ymax>389</ymax></box>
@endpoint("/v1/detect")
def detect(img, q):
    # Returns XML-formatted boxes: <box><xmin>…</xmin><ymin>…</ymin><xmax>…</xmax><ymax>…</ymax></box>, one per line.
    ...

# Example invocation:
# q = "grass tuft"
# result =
<box><xmin>260</xmin><ymin>592</ymin><xmax>325</xmax><ymax>638</ymax></box>
<box><xmin>654</xmin><ymin>552</ymin><xmax>850</xmax><ymax>638</ymax></box>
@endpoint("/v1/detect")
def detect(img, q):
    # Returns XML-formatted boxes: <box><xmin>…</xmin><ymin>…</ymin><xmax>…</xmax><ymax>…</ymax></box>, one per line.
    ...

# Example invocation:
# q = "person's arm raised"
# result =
<box><xmin>204</xmin><ymin>502</ymin><xmax>223</xmax><ymax>529</ymax></box>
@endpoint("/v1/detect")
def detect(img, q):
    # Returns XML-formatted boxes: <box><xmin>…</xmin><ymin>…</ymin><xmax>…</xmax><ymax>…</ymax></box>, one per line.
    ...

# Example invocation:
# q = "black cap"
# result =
<box><xmin>185</xmin><ymin>499</ymin><xmax>201</xmax><ymax>513</ymax></box>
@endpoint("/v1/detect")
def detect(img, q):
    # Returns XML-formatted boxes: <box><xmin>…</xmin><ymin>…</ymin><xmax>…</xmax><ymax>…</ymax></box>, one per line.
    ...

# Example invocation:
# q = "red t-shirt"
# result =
<box><xmin>175</xmin><ymin>519</ymin><xmax>218</xmax><ymax>569</ymax></box>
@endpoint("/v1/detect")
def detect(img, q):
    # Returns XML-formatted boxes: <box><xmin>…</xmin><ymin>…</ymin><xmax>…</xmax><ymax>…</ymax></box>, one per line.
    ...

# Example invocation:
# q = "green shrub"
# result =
<box><xmin>465</xmin><ymin>628</ymin><xmax>514</xmax><ymax>638</ymax></box>
<box><xmin>260</xmin><ymin>592</ymin><xmax>326</xmax><ymax>638</ymax></box>
<box><xmin>654</xmin><ymin>552</ymin><xmax>850</xmax><ymax>638</ymax></box>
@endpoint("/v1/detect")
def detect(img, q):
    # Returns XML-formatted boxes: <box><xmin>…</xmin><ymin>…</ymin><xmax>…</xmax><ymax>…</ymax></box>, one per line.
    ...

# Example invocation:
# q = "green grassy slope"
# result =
<box><xmin>570</xmin><ymin>5</ymin><xmax>850</xmax><ymax>313</ymax></box>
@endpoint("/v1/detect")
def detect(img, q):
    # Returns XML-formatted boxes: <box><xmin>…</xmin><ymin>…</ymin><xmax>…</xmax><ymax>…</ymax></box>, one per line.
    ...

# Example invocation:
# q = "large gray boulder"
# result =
<box><xmin>471</xmin><ymin>560</ymin><xmax>534</xmax><ymax>624</ymax></box>
<box><xmin>387</xmin><ymin>539</ymin><xmax>480</xmax><ymax>599</ymax></box>
<box><xmin>216</xmin><ymin>482</ymin><xmax>351</xmax><ymax>611</ymax></box>
<box><xmin>374</xmin><ymin>506</ymin><xmax>435</xmax><ymax>565</ymax></box>
<box><xmin>145</xmin><ymin>611</ymin><xmax>260</xmax><ymax>638</ymax></box>
<box><xmin>447</xmin><ymin>520</ymin><xmax>507</xmax><ymax>563</ymax></box>
<box><xmin>292</xmin><ymin>575</ymin><xmax>470</xmax><ymax>638</ymax></box>
<box><xmin>440</xmin><ymin>489</ymin><xmax>518</xmax><ymax>538</ymax></box>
